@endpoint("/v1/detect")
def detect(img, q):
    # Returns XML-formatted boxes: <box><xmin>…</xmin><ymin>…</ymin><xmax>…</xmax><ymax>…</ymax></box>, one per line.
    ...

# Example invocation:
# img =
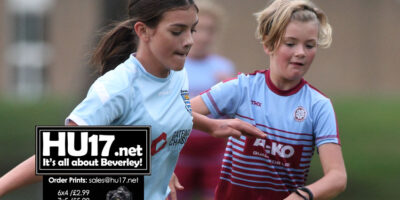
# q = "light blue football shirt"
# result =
<box><xmin>185</xmin><ymin>54</ymin><xmax>235</xmax><ymax>98</ymax></box>
<box><xmin>66</xmin><ymin>54</ymin><xmax>193</xmax><ymax>200</ymax></box>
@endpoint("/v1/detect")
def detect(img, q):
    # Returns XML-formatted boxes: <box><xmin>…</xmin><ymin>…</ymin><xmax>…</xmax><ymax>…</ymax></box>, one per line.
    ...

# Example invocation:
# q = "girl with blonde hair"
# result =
<box><xmin>191</xmin><ymin>0</ymin><xmax>347</xmax><ymax>199</ymax></box>
<box><xmin>0</xmin><ymin>0</ymin><xmax>265</xmax><ymax>199</ymax></box>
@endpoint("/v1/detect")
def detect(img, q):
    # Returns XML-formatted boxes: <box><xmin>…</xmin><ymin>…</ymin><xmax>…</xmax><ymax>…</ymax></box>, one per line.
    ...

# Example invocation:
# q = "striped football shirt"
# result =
<box><xmin>201</xmin><ymin>70</ymin><xmax>339</xmax><ymax>199</ymax></box>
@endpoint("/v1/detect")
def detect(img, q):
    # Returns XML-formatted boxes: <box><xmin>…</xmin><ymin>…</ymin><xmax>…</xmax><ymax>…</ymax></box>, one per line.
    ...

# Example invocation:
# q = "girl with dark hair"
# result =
<box><xmin>0</xmin><ymin>0</ymin><xmax>264</xmax><ymax>199</ymax></box>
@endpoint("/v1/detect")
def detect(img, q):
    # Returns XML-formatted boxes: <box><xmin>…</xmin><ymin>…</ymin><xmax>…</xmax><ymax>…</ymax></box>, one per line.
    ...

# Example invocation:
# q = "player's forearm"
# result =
<box><xmin>305</xmin><ymin>169</ymin><xmax>347</xmax><ymax>200</ymax></box>
<box><xmin>0</xmin><ymin>155</ymin><xmax>42</xmax><ymax>197</ymax></box>
<box><xmin>190</xmin><ymin>96</ymin><xmax>210</xmax><ymax>115</ymax></box>
<box><xmin>191</xmin><ymin>96</ymin><xmax>218</xmax><ymax>133</ymax></box>
<box><xmin>192</xmin><ymin>111</ymin><xmax>217</xmax><ymax>134</ymax></box>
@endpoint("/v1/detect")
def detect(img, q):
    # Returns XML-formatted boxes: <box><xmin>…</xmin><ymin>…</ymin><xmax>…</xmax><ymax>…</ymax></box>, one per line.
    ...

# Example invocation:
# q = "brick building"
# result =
<box><xmin>0</xmin><ymin>0</ymin><xmax>399</xmax><ymax>100</ymax></box>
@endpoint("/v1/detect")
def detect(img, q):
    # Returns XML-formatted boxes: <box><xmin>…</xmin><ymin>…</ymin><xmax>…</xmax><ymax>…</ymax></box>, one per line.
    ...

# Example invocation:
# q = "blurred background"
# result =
<box><xmin>0</xmin><ymin>0</ymin><xmax>399</xmax><ymax>199</ymax></box>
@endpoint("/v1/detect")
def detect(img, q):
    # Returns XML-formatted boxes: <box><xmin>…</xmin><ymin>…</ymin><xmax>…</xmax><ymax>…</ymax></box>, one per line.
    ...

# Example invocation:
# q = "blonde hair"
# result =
<box><xmin>195</xmin><ymin>0</ymin><xmax>225</xmax><ymax>27</ymax></box>
<box><xmin>255</xmin><ymin>0</ymin><xmax>332</xmax><ymax>52</ymax></box>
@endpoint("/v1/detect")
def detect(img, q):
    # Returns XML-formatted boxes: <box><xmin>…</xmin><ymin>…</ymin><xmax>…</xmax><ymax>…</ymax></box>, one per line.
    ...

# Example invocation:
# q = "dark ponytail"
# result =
<box><xmin>91</xmin><ymin>0</ymin><xmax>198</xmax><ymax>75</ymax></box>
<box><xmin>91</xmin><ymin>19</ymin><xmax>137</xmax><ymax>75</ymax></box>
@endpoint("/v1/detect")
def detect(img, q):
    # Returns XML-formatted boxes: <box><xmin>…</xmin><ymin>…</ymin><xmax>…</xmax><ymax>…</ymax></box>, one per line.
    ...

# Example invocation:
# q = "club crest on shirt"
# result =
<box><xmin>180</xmin><ymin>90</ymin><xmax>192</xmax><ymax>114</ymax></box>
<box><xmin>294</xmin><ymin>106</ymin><xmax>307</xmax><ymax>122</ymax></box>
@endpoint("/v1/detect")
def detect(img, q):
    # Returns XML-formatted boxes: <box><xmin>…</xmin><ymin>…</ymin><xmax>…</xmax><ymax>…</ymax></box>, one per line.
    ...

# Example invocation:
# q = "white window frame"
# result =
<box><xmin>6</xmin><ymin>0</ymin><xmax>53</xmax><ymax>99</ymax></box>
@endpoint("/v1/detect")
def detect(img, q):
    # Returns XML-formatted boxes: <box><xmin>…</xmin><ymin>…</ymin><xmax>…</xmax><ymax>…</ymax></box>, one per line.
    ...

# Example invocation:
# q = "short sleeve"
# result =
<box><xmin>65</xmin><ymin>79</ymin><xmax>131</xmax><ymax>126</ymax></box>
<box><xmin>200</xmin><ymin>77</ymin><xmax>243</xmax><ymax>118</ymax></box>
<box><xmin>313</xmin><ymin>99</ymin><xmax>340</xmax><ymax>147</ymax></box>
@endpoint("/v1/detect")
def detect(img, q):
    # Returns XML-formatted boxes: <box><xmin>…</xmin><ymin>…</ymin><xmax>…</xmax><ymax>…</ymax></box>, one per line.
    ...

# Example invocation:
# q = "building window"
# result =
<box><xmin>13</xmin><ymin>13</ymin><xmax>48</xmax><ymax>42</ymax></box>
<box><xmin>6</xmin><ymin>0</ymin><xmax>53</xmax><ymax>99</ymax></box>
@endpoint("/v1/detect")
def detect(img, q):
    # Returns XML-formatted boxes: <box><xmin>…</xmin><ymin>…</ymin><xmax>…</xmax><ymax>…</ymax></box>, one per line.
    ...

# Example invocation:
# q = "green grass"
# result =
<box><xmin>0</xmin><ymin>98</ymin><xmax>77</xmax><ymax>159</ymax></box>
<box><xmin>0</xmin><ymin>96</ymin><xmax>399</xmax><ymax>199</ymax></box>
<box><xmin>0</xmin><ymin>97</ymin><xmax>78</xmax><ymax>200</ymax></box>
<box><xmin>307</xmin><ymin>96</ymin><xmax>400</xmax><ymax>199</ymax></box>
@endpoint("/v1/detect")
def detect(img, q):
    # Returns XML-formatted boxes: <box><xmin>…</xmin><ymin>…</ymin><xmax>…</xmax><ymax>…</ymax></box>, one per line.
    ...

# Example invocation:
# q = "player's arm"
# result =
<box><xmin>306</xmin><ymin>143</ymin><xmax>347</xmax><ymax>199</ymax></box>
<box><xmin>0</xmin><ymin>121</ymin><xmax>78</xmax><ymax>197</ymax></box>
<box><xmin>191</xmin><ymin>96</ymin><xmax>265</xmax><ymax>139</ymax></box>
<box><xmin>166</xmin><ymin>173</ymin><xmax>184</xmax><ymax>200</ymax></box>
<box><xmin>0</xmin><ymin>155</ymin><xmax>41</xmax><ymax>197</ymax></box>
<box><xmin>191</xmin><ymin>95</ymin><xmax>210</xmax><ymax>115</ymax></box>
<box><xmin>285</xmin><ymin>143</ymin><xmax>347</xmax><ymax>200</ymax></box>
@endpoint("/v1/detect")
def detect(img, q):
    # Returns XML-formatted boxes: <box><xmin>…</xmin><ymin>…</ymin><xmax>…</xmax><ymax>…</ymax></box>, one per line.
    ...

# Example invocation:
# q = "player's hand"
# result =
<box><xmin>283</xmin><ymin>191</ymin><xmax>310</xmax><ymax>200</ymax></box>
<box><xmin>166</xmin><ymin>173</ymin><xmax>184</xmax><ymax>200</ymax></box>
<box><xmin>210</xmin><ymin>118</ymin><xmax>266</xmax><ymax>139</ymax></box>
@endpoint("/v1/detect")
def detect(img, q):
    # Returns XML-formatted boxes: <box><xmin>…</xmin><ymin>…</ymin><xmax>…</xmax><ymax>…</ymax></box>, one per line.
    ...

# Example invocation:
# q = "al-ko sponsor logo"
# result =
<box><xmin>253</xmin><ymin>139</ymin><xmax>295</xmax><ymax>158</ymax></box>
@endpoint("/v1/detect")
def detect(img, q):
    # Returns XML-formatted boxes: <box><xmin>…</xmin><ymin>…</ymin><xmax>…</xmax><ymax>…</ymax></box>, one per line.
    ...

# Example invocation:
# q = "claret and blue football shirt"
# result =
<box><xmin>201</xmin><ymin>70</ymin><xmax>340</xmax><ymax>200</ymax></box>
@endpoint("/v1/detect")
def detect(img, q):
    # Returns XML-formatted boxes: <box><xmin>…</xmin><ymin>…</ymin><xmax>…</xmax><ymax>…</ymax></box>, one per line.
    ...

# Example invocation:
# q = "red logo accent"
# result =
<box><xmin>294</xmin><ymin>106</ymin><xmax>307</xmax><ymax>122</ymax></box>
<box><xmin>151</xmin><ymin>132</ymin><xmax>167</xmax><ymax>156</ymax></box>
<box><xmin>251</xmin><ymin>100</ymin><xmax>262</xmax><ymax>107</ymax></box>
